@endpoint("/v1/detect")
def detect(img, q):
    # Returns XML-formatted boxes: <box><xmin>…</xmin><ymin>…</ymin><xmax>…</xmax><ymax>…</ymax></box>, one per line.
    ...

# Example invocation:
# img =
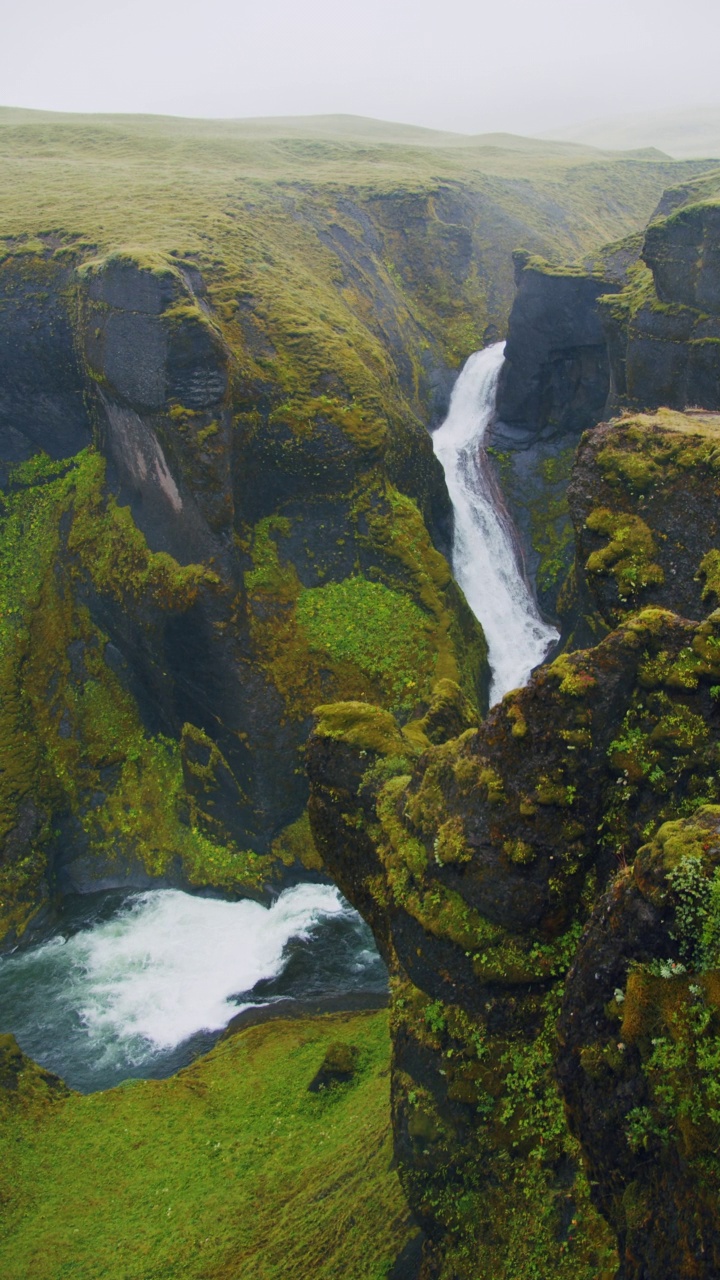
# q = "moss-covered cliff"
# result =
<box><xmin>307</xmin><ymin>407</ymin><xmax>720</xmax><ymax>1278</ymax></box>
<box><xmin>0</xmin><ymin>244</ymin><xmax>490</xmax><ymax>946</ymax></box>
<box><xmin>486</xmin><ymin>174</ymin><xmax>720</xmax><ymax>628</ymax></box>
<box><xmin>599</xmin><ymin>172</ymin><xmax>720</xmax><ymax>414</ymax></box>
<box><xmin>1</xmin><ymin>112</ymin><xmax>706</xmax><ymax>943</ymax></box>
<box><xmin>569</xmin><ymin>408</ymin><xmax>720</xmax><ymax>626</ymax></box>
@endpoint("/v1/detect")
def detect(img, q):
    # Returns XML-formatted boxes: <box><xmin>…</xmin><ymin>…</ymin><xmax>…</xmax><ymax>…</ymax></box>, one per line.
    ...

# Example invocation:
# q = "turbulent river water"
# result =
<box><xmin>432</xmin><ymin>342</ymin><xmax>559</xmax><ymax>703</ymax></box>
<box><xmin>2</xmin><ymin>342</ymin><xmax>556</xmax><ymax>1093</ymax></box>
<box><xmin>0</xmin><ymin>885</ymin><xmax>386</xmax><ymax>1092</ymax></box>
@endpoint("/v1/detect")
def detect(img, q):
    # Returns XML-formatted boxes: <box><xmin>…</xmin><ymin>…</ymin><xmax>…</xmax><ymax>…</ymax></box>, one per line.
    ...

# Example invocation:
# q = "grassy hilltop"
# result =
<box><xmin>0</xmin><ymin>106</ymin><xmax>713</xmax><ymax>380</ymax></box>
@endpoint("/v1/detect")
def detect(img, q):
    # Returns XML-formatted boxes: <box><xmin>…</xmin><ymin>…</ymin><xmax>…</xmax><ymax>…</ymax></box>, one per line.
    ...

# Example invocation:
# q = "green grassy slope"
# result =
<box><xmin>0</xmin><ymin>1010</ymin><xmax>410</xmax><ymax>1280</ymax></box>
<box><xmin>0</xmin><ymin>108</ymin><xmax>713</xmax><ymax>382</ymax></box>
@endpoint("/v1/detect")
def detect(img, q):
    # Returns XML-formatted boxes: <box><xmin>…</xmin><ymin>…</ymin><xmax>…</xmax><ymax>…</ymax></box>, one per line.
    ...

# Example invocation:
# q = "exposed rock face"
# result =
<box><xmin>489</xmin><ymin>187</ymin><xmax>720</xmax><ymax>627</ymax></box>
<box><xmin>569</xmin><ymin>408</ymin><xmax>720</xmax><ymax>627</ymax></box>
<box><xmin>558</xmin><ymin>807</ymin><xmax>720</xmax><ymax>1279</ymax></box>
<box><xmin>0</xmin><ymin>252</ymin><xmax>91</xmax><ymax>479</ymax></box>
<box><xmin>307</xmin><ymin>406</ymin><xmax>720</xmax><ymax>1277</ymax></box>
<box><xmin>644</xmin><ymin>203</ymin><xmax>720</xmax><ymax>314</ymax></box>
<box><xmin>602</xmin><ymin>193</ymin><xmax>720</xmax><ymax>414</ymax></box>
<box><xmin>488</xmin><ymin>252</ymin><xmax>626</xmax><ymax>620</ymax></box>
<box><xmin>0</xmin><ymin>245</ymin><xmax>488</xmax><ymax>945</ymax></box>
<box><xmin>495</xmin><ymin>252</ymin><xmax>619</xmax><ymax>448</ymax></box>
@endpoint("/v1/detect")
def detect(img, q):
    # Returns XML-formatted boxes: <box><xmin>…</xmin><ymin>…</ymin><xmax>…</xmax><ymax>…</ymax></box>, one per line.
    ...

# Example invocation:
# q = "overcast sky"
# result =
<box><xmin>2</xmin><ymin>0</ymin><xmax>719</xmax><ymax>136</ymax></box>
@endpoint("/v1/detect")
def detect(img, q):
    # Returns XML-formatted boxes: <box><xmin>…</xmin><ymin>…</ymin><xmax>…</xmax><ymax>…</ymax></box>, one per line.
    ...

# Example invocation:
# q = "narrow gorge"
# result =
<box><xmin>2</xmin><ymin>109</ymin><xmax>720</xmax><ymax>1280</ymax></box>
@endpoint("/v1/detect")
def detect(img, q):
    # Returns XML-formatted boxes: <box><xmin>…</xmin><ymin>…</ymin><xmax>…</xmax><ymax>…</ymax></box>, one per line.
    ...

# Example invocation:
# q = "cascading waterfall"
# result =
<box><xmin>432</xmin><ymin>342</ymin><xmax>559</xmax><ymax>704</ymax></box>
<box><xmin>1</xmin><ymin>341</ymin><xmax>558</xmax><ymax>1091</ymax></box>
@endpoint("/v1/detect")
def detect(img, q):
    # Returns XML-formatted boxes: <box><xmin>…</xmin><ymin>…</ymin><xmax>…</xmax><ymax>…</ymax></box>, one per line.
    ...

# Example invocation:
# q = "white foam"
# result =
<box><xmin>432</xmin><ymin>343</ymin><xmax>559</xmax><ymax>703</ymax></box>
<box><xmin>48</xmin><ymin>883</ymin><xmax>348</xmax><ymax>1054</ymax></box>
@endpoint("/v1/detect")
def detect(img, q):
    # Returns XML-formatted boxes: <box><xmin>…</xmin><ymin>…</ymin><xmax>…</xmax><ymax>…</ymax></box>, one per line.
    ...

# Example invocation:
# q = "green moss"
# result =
<box><xmin>84</xmin><ymin>725</ymin><xmax>269</xmax><ymax>892</ymax></box>
<box><xmin>534</xmin><ymin>452</ymin><xmax>576</xmax><ymax>596</ymax></box>
<box><xmin>270</xmin><ymin>394</ymin><xmax>387</xmax><ymax>453</ymax></box>
<box><xmin>245</xmin><ymin>478</ymin><xmax>486</xmax><ymax>725</ymax></box>
<box><xmin>596</xmin><ymin>412</ymin><xmax>720</xmax><ymax>492</ymax></box>
<box><xmin>0</xmin><ymin>1011</ymin><xmax>412</xmax><ymax>1280</ymax></box>
<box><xmin>699</xmin><ymin>550</ymin><xmax>720</xmax><ymax>604</ymax></box>
<box><xmin>297</xmin><ymin>577</ymin><xmax>435</xmax><ymax>715</ymax></box>
<box><xmin>350</xmin><ymin>478</ymin><xmax>486</xmax><ymax>705</ymax></box>
<box><xmin>585</xmin><ymin>508</ymin><xmax>664</xmax><ymax>602</ymax></box>
<box><xmin>244</xmin><ymin>515</ymin><xmax>297</xmax><ymax>599</ymax></box>
<box><xmin>547</xmin><ymin>651</ymin><xmax>598</xmax><ymax>697</ymax></box>
<box><xmin>313</xmin><ymin>702</ymin><xmax>418</xmax><ymax>756</ymax></box>
<box><xmin>391</xmin><ymin>976</ymin><xmax>616</xmax><ymax>1280</ymax></box>
<box><xmin>270</xmin><ymin>809</ymin><xmax>324</xmax><ymax>872</ymax></box>
<box><xmin>597</xmin><ymin>446</ymin><xmax>663</xmax><ymax>493</ymax></box>
<box><xmin>0</xmin><ymin>450</ymin><xmax>268</xmax><ymax>938</ymax></box>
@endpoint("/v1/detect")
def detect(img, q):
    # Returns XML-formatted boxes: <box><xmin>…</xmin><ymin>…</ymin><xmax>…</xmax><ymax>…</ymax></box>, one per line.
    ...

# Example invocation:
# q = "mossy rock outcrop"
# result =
<box><xmin>558</xmin><ymin>806</ymin><xmax>720</xmax><ymax>1279</ymax></box>
<box><xmin>307</xmin><ymin>597</ymin><xmax>720</xmax><ymax>1277</ymax></box>
<box><xmin>570</xmin><ymin>408</ymin><xmax>720</xmax><ymax>626</ymax></box>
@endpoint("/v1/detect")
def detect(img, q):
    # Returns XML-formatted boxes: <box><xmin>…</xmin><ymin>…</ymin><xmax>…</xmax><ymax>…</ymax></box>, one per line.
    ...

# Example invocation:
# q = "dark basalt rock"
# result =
<box><xmin>557</xmin><ymin>807</ymin><xmax>720</xmax><ymax>1279</ymax></box>
<box><xmin>568</xmin><ymin>409</ymin><xmax>720</xmax><ymax>627</ymax></box>
<box><xmin>0</xmin><ymin>251</ymin><xmax>92</xmax><ymax>479</ymax></box>
<box><xmin>307</xmin><ymin>593</ymin><xmax>720</xmax><ymax>1275</ymax></box>
<box><xmin>495</xmin><ymin>252</ymin><xmax>620</xmax><ymax>448</ymax></box>
<box><xmin>644</xmin><ymin>203</ymin><xmax>720</xmax><ymax>314</ymax></box>
<box><xmin>488</xmin><ymin>252</ymin><xmax>626</xmax><ymax>621</ymax></box>
<box><xmin>602</xmin><ymin>196</ymin><xmax>720</xmax><ymax>415</ymax></box>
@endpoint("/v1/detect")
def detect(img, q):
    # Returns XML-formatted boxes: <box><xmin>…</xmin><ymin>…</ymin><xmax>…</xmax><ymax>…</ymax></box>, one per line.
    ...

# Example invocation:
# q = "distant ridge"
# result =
<box><xmin>544</xmin><ymin>104</ymin><xmax>720</xmax><ymax>160</ymax></box>
<box><xmin>0</xmin><ymin>105</ymin><xmax>668</xmax><ymax>160</ymax></box>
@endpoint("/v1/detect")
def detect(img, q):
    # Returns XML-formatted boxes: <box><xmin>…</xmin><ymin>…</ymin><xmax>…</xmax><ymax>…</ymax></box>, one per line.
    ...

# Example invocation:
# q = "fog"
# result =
<box><xmin>1</xmin><ymin>0</ymin><xmax>719</xmax><ymax>137</ymax></box>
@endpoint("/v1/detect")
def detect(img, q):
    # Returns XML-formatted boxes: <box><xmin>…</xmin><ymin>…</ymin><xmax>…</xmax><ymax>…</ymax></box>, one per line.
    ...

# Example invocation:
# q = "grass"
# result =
<box><xmin>0</xmin><ymin>1009</ymin><xmax>412</xmax><ymax>1280</ymax></box>
<box><xmin>297</xmin><ymin>576</ymin><xmax>434</xmax><ymax>714</ymax></box>
<box><xmin>0</xmin><ymin>109</ymin><xmax>713</xmax><ymax>401</ymax></box>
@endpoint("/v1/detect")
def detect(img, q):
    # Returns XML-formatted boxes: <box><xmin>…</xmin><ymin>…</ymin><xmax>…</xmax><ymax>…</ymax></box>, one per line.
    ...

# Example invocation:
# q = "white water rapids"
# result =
<box><xmin>0</xmin><ymin>884</ymin><xmax>385</xmax><ymax>1091</ymax></box>
<box><xmin>432</xmin><ymin>342</ymin><xmax>559</xmax><ymax>703</ymax></box>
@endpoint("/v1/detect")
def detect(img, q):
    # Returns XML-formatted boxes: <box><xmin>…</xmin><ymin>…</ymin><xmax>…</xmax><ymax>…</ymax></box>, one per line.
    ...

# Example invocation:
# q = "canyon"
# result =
<box><xmin>2</xmin><ymin>109</ymin><xmax>720</xmax><ymax>1279</ymax></box>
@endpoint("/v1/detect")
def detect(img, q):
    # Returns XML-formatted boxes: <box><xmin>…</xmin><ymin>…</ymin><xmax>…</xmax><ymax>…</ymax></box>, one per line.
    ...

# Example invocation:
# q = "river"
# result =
<box><xmin>0</xmin><ymin>885</ymin><xmax>386</xmax><ymax>1092</ymax></box>
<box><xmin>1</xmin><ymin>343</ymin><xmax>557</xmax><ymax>1092</ymax></box>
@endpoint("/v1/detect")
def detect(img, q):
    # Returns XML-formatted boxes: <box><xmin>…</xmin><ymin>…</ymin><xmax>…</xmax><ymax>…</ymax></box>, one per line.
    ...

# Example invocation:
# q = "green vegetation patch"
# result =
<box><xmin>596</xmin><ymin>412</ymin><xmax>720</xmax><ymax>494</ymax></box>
<box><xmin>585</xmin><ymin>507</ymin><xmax>664</xmax><ymax>603</ymax></box>
<box><xmin>391</xmin><ymin>975</ymin><xmax>616</xmax><ymax>1280</ymax></box>
<box><xmin>297</xmin><ymin>577</ymin><xmax>435</xmax><ymax>714</ymax></box>
<box><xmin>0</xmin><ymin>449</ymin><xmax>267</xmax><ymax>939</ymax></box>
<box><xmin>0</xmin><ymin>1010</ymin><xmax>412</xmax><ymax>1280</ymax></box>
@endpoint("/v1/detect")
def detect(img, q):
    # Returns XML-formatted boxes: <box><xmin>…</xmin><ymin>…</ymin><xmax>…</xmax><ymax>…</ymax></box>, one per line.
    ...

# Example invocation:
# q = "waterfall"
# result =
<box><xmin>432</xmin><ymin>342</ymin><xmax>559</xmax><ymax>704</ymax></box>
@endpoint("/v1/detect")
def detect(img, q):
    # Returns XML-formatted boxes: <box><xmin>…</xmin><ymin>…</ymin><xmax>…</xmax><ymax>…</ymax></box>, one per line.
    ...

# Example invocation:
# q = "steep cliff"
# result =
<box><xmin>488</xmin><ymin>174</ymin><xmax>720</xmax><ymax>627</ymax></box>
<box><xmin>307</xmin><ymin>408</ymin><xmax>720</xmax><ymax>1278</ymax></box>
<box><xmin>558</xmin><ymin>806</ymin><xmax>720</xmax><ymax>1279</ymax></box>
<box><xmin>1</xmin><ymin>113</ymin><xmax>705</xmax><ymax>943</ymax></box>
<box><xmin>0</xmin><ymin>246</ymin><xmax>488</xmax><ymax>947</ymax></box>
<box><xmin>569</xmin><ymin>408</ymin><xmax>720</xmax><ymax>627</ymax></box>
<box><xmin>489</xmin><ymin>241</ymin><xmax>639</xmax><ymax>618</ymax></box>
<box><xmin>600</xmin><ymin>172</ymin><xmax>720</xmax><ymax>414</ymax></box>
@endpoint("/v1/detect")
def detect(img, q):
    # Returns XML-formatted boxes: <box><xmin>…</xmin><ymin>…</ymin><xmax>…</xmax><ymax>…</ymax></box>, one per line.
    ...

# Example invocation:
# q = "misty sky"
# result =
<box><xmin>2</xmin><ymin>0</ymin><xmax>719</xmax><ymax>135</ymax></box>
